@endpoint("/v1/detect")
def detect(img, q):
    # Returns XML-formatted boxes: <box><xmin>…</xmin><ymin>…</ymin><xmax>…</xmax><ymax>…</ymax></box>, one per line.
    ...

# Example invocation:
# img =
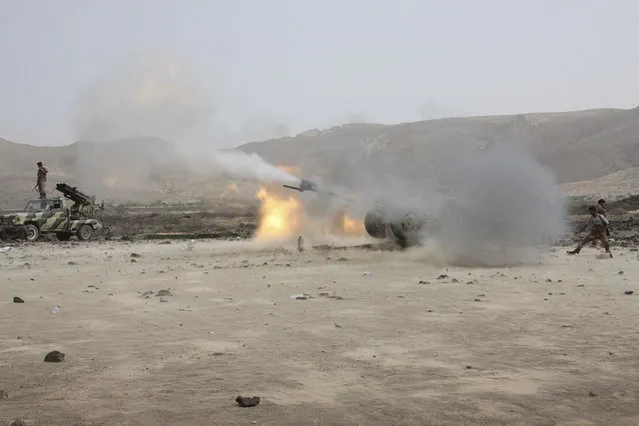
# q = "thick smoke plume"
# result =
<box><xmin>72</xmin><ymin>52</ymin><xmax>297</xmax><ymax>199</ymax></box>
<box><xmin>211</xmin><ymin>150</ymin><xmax>300</xmax><ymax>186</ymax></box>
<box><xmin>431</xmin><ymin>142</ymin><xmax>567</xmax><ymax>265</ymax></box>
<box><xmin>288</xmin><ymin>132</ymin><xmax>566</xmax><ymax>266</ymax></box>
<box><xmin>75</xmin><ymin>52</ymin><xmax>215</xmax><ymax>149</ymax></box>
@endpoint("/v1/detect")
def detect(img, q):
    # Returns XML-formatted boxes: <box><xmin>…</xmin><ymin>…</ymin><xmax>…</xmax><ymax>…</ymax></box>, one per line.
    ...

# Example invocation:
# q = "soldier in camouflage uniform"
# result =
<box><xmin>591</xmin><ymin>199</ymin><xmax>609</xmax><ymax>247</ymax></box>
<box><xmin>595</xmin><ymin>198</ymin><xmax>607</xmax><ymax>216</ymax></box>
<box><xmin>36</xmin><ymin>161</ymin><xmax>48</xmax><ymax>199</ymax></box>
<box><xmin>567</xmin><ymin>205</ymin><xmax>612</xmax><ymax>258</ymax></box>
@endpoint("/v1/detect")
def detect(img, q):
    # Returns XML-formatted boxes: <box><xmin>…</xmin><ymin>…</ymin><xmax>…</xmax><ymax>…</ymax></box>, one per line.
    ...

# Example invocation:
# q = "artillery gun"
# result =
<box><xmin>282</xmin><ymin>179</ymin><xmax>434</xmax><ymax>248</ymax></box>
<box><xmin>0</xmin><ymin>183</ymin><xmax>107</xmax><ymax>242</ymax></box>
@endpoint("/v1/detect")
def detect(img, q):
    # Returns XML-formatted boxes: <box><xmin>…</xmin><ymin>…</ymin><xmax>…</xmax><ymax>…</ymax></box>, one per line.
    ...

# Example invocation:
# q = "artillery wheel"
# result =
<box><xmin>56</xmin><ymin>232</ymin><xmax>72</xmax><ymax>241</ymax></box>
<box><xmin>25</xmin><ymin>224</ymin><xmax>39</xmax><ymax>242</ymax></box>
<box><xmin>364</xmin><ymin>211</ymin><xmax>388</xmax><ymax>239</ymax></box>
<box><xmin>77</xmin><ymin>225</ymin><xmax>93</xmax><ymax>241</ymax></box>
<box><xmin>390</xmin><ymin>213</ymin><xmax>423</xmax><ymax>248</ymax></box>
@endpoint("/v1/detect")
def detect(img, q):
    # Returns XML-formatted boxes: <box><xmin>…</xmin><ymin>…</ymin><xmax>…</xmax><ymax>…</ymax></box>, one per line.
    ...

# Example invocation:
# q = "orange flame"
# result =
<box><xmin>331</xmin><ymin>209</ymin><xmax>366</xmax><ymax>237</ymax></box>
<box><xmin>255</xmin><ymin>186</ymin><xmax>302</xmax><ymax>240</ymax></box>
<box><xmin>254</xmin><ymin>165</ymin><xmax>366</xmax><ymax>240</ymax></box>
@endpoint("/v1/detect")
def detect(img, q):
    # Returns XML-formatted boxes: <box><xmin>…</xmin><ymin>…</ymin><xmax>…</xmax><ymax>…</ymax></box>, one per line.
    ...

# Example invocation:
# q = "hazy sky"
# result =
<box><xmin>1</xmin><ymin>0</ymin><xmax>637</xmax><ymax>147</ymax></box>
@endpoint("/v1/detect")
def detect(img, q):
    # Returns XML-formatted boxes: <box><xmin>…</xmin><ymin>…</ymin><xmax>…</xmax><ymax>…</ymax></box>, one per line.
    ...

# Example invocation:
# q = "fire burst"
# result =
<box><xmin>332</xmin><ymin>209</ymin><xmax>365</xmax><ymax>237</ymax></box>
<box><xmin>255</xmin><ymin>187</ymin><xmax>302</xmax><ymax>240</ymax></box>
<box><xmin>254</xmin><ymin>186</ymin><xmax>366</xmax><ymax>242</ymax></box>
<box><xmin>253</xmin><ymin>165</ymin><xmax>367</xmax><ymax>241</ymax></box>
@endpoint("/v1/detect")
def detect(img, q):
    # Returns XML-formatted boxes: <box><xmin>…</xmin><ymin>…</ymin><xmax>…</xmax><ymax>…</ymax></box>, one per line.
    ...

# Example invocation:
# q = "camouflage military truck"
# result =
<box><xmin>0</xmin><ymin>183</ymin><xmax>106</xmax><ymax>242</ymax></box>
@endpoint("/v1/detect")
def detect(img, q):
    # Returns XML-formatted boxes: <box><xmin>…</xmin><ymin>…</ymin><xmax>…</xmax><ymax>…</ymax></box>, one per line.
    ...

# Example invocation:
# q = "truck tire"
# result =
<box><xmin>77</xmin><ymin>224</ymin><xmax>93</xmax><ymax>241</ymax></box>
<box><xmin>25</xmin><ymin>224</ymin><xmax>39</xmax><ymax>242</ymax></box>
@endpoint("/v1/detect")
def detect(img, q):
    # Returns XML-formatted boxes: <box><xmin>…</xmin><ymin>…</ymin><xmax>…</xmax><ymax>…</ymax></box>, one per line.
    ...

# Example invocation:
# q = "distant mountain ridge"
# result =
<box><xmin>1</xmin><ymin>107</ymin><xmax>639</xmax><ymax>207</ymax></box>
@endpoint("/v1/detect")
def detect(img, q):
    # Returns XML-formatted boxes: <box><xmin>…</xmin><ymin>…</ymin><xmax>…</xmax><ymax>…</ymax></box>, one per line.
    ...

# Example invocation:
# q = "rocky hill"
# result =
<box><xmin>1</xmin><ymin>106</ymin><xmax>638</xmax><ymax>208</ymax></box>
<box><xmin>0</xmin><ymin>137</ymin><xmax>234</xmax><ymax>208</ymax></box>
<box><xmin>237</xmin><ymin>107</ymin><xmax>639</xmax><ymax>188</ymax></box>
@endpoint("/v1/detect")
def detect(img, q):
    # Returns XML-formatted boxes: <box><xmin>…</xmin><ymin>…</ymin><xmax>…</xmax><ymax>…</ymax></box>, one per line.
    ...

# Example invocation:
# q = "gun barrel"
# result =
<box><xmin>55</xmin><ymin>183</ymin><xmax>96</xmax><ymax>206</ymax></box>
<box><xmin>282</xmin><ymin>185</ymin><xmax>302</xmax><ymax>192</ymax></box>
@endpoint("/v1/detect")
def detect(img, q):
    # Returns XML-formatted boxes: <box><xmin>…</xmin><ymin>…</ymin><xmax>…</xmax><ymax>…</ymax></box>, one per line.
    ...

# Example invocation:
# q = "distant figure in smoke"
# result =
<box><xmin>567</xmin><ymin>205</ymin><xmax>612</xmax><ymax>258</ymax></box>
<box><xmin>35</xmin><ymin>161</ymin><xmax>48</xmax><ymax>199</ymax></box>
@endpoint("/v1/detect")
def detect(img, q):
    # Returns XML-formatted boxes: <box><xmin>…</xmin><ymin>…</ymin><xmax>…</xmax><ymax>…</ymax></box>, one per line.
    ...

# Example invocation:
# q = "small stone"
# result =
<box><xmin>235</xmin><ymin>395</ymin><xmax>260</xmax><ymax>407</ymax></box>
<box><xmin>624</xmin><ymin>290</ymin><xmax>634</xmax><ymax>295</ymax></box>
<box><xmin>546</xmin><ymin>278</ymin><xmax>552</xmax><ymax>282</ymax></box>
<box><xmin>577</xmin><ymin>284</ymin><xmax>585</xmax><ymax>287</ymax></box>
<box><xmin>130</xmin><ymin>259</ymin><xmax>137</xmax><ymax>263</ymax></box>
<box><xmin>0</xmin><ymin>389</ymin><xmax>8</xmax><ymax>400</ymax></box>
<box><xmin>618</xmin><ymin>271</ymin><xmax>624</xmax><ymax>275</ymax></box>
<box><xmin>474</xmin><ymin>298</ymin><xmax>481</xmax><ymax>302</ymax></box>
<box><xmin>465</xmin><ymin>365</ymin><xmax>473</xmax><ymax>369</ymax></box>
<box><xmin>44</xmin><ymin>350</ymin><xmax>65</xmax><ymax>362</ymax></box>
<box><xmin>451</xmin><ymin>278</ymin><xmax>460</xmax><ymax>283</ymax></box>
<box><xmin>13</xmin><ymin>297</ymin><xmax>24</xmax><ymax>303</ymax></box>
<box><xmin>130</xmin><ymin>253</ymin><xmax>141</xmax><ymax>258</ymax></box>
<box><xmin>588</xmin><ymin>391</ymin><xmax>597</xmax><ymax>397</ymax></box>
<box><xmin>418</xmin><ymin>280</ymin><xmax>430</xmax><ymax>285</ymax></box>
<box><xmin>437</xmin><ymin>274</ymin><xmax>448</xmax><ymax>280</ymax></box>
<box><xmin>156</xmin><ymin>289</ymin><xmax>173</xmax><ymax>297</ymax></box>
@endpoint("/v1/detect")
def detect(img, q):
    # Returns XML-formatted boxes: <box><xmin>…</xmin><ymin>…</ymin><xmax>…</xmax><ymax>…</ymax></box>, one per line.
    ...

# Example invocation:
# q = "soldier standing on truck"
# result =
<box><xmin>36</xmin><ymin>161</ymin><xmax>48</xmax><ymax>199</ymax></box>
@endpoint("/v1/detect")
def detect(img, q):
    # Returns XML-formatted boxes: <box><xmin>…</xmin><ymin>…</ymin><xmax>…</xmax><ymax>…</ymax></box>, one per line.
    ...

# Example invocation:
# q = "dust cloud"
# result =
<box><xmin>432</xmin><ymin>142</ymin><xmax>567</xmax><ymax>266</ymax></box>
<box><xmin>71</xmin><ymin>52</ymin><xmax>294</xmax><ymax>200</ymax></box>
<box><xmin>291</xmin><ymin>135</ymin><xmax>566</xmax><ymax>266</ymax></box>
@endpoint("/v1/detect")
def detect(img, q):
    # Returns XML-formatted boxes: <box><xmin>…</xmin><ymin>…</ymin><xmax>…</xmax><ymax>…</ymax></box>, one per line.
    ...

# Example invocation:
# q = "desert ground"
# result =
<box><xmin>2</xmin><ymin>237</ymin><xmax>639</xmax><ymax>426</ymax></box>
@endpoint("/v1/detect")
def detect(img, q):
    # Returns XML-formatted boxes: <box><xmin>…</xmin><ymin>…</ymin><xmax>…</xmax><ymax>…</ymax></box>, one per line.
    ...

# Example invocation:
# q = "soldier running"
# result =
<box><xmin>36</xmin><ymin>161</ymin><xmax>48</xmax><ymax>199</ymax></box>
<box><xmin>591</xmin><ymin>198</ymin><xmax>610</xmax><ymax>247</ymax></box>
<box><xmin>595</xmin><ymin>198</ymin><xmax>607</xmax><ymax>216</ymax></box>
<box><xmin>567</xmin><ymin>205</ymin><xmax>612</xmax><ymax>258</ymax></box>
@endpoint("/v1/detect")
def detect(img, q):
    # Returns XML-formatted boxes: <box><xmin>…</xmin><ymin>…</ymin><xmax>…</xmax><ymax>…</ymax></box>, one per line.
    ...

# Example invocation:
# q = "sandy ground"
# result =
<box><xmin>1</xmin><ymin>239</ymin><xmax>639</xmax><ymax>426</ymax></box>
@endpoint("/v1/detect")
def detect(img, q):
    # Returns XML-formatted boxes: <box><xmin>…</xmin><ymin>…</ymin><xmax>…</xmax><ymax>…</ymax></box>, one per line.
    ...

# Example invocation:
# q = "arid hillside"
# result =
<box><xmin>0</xmin><ymin>137</ymin><xmax>256</xmax><ymax>208</ymax></box>
<box><xmin>1</xmin><ymin>106</ymin><xmax>639</xmax><ymax>207</ymax></box>
<box><xmin>237</xmin><ymin>107</ymin><xmax>639</xmax><ymax>192</ymax></box>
